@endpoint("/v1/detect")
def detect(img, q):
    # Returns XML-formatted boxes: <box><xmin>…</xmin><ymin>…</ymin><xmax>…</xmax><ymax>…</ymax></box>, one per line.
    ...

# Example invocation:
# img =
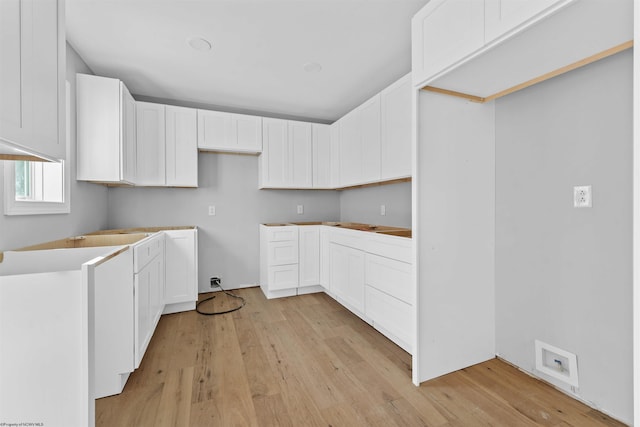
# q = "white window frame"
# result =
<box><xmin>3</xmin><ymin>81</ymin><xmax>71</xmax><ymax>215</ymax></box>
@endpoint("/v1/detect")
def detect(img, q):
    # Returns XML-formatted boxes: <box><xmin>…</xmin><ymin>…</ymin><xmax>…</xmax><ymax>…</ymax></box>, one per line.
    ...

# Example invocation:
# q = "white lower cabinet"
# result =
<box><xmin>164</xmin><ymin>229</ymin><xmax>198</xmax><ymax>313</ymax></box>
<box><xmin>133</xmin><ymin>233</ymin><xmax>165</xmax><ymax>368</ymax></box>
<box><xmin>259</xmin><ymin>224</ymin><xmax>324</xmax><ymax>298</ymax></box>
<box><xmin>319</xmin><ymin>226</ymin><xmax>331</xmax><ymax>289</ymax></box>
<box><xmin>260</xmin><ymin>225</ymin><xmax>299</xmax><ymax>298</ymax></box>
<box><xmin>299</xmin><ymin>225</ymin><xmax>320</xmax><ymax>287</ymax></box>
<box><xmin>330</xmin><ymin>242</ymin><xmax>366</xmax><ymax>316</ymax></box>
<box><xmin>364</xmin><ymin>253</ymin><xmax>413</xmax><ymax>352</ymax></box>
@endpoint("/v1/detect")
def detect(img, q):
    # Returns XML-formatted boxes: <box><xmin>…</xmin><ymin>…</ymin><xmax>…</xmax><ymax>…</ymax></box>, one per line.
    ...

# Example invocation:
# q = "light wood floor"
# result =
<box><xmin>96</xmin><ymin>287</ymin><xmax>625</xmax><ymax>426</ymax></box>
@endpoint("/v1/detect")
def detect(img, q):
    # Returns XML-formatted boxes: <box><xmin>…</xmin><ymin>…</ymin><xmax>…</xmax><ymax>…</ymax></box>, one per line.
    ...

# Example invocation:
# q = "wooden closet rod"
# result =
<box><xmin>422</xmin><ymin>40</ymin><xmax>634</xmax><ymax>103</ymax></box>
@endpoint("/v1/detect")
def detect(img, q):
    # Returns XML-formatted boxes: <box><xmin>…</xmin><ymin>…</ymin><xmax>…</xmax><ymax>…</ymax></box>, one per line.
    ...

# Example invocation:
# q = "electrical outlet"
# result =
<box><xmin>210</xmin><ymin>277</ymin><xmax>221</xmax><ymax>288</ymax></box>
<box><xmin>573</xmin><ymin>186</ymin><xmax>592</xmax><ymax>208</ymax></box>
<box><xmin>208</xmin><ymin>205</ymin><xmax>216</xmax><ymax>216</ymax></box>
<box><xmin>297</xmin><ymin>205</ymin><xmax>304</xmax><ymax>214</ymax></box>
<box><xmin>380</xmin><ymin>205</ymin><xmax>386</xmax><ymax>216</ymax></box>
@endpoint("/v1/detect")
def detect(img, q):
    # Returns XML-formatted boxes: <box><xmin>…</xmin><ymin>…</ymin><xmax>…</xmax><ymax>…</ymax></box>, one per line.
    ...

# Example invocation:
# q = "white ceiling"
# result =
<box><xmin>66</xmin><ymin>0</ymin><xmax>428</xmax><ymax>123</ymax></box>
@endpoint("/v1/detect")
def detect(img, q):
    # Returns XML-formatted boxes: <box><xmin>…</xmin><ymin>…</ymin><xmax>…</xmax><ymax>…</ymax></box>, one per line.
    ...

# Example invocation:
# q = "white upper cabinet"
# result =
<box><xmin>484</xmin><ymin>0</ymin><xmax>567</xmax><ymax>43</ymax></box>
<box><xmin>380</xmin><ymin>73</ymin><xmax>412</xmax><ymax>180</ymax></box>
<box><xmin>359</xmin><ymin>95</ymin><xmax>381</xmax><ymax>183</ymax></box>
<box><xmin>339</xmin><ymin>94</ymin><xmax>381</xmax><ymax>187</ymax></box>
<box><xmin>260</xmin><ymin>118</ymin><xmax>288</xmax><ymax>187</ymax></box>
<box><xmin>259</xmin><ymin>118</ymin><xmax>313</xmax><ymax>189</ymax></box>
<box><xmin>329</xmin><ymin>123</ymin><xmax>341</xmax><ymax>188</ymax></box>
<box><xmin>77</xmin><ymin>74</ymin><xmax>137</xmax><ymax>184</ymax></box>
<box><xmin>338</xmin><ymin>110</ymin><xmax>361</xmax><ymax>187</ymax></box>
<box><xmin>288</xmin><ymin>121</ymin><xmax>313</xmax><ymax>188</ymax></box>
<box><xmin>165</xmin><ymin>106</ymin><xmax>198</xmax><ymax>187</ymax></box>
<box><xmin>412</xmin><ymin>0</ymin><xmax>484</xmax><ymax>87</ymax></box>
<box><xmin>136</xmin><ymin>102</ymin><xmax>166</xmax><ymax>186</ymax></box>
<box><xmin>0</xmin><ymin>0</ymin><xmax>65</xmax><ymax>161</ymax></box>
<box><xmin>427</xmin><ymin>0</ymin><xmax>628</xmax><ymax>97</ymax></box>
<box><xmin>312</xmin><ymin>124</ymin><xmax>331</xmax><ymax>189</ymax></box>
<box><xmin>197</xmin><ymin>110</ymin><xmax>262</xmax><ymax>154</ymax></box>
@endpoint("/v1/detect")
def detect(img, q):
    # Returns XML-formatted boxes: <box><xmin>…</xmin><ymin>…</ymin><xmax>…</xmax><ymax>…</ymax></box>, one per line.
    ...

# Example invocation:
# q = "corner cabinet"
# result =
<box><xmin>259</xmin><ymin>119</ymin><xmax>313</xmax><ymax>189</ymax></box>
<box><xmin>0</xmin><ymin>0</ymin><xmax>66</xmax><ymax>161</ymax></box>
<box><xmin>197</xmin><ymin>110</ymin><xmax>262</xmax><ymax>154</ymax></box>
<box><xmin>76</xmin><ymin>74</ymin><xmax>137</xmax><ymax>184</ymax></box>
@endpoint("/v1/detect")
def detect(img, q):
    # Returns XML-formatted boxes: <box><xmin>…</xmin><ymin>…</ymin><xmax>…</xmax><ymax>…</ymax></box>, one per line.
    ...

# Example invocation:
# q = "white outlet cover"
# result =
<box><xmin>573</xmin><ymin>185</ymin><xmax>592</xmax><ymax>208</ymax></box>
<box><xmin>297</xmin><ymin>205</ymin><xmax>304</xmax><ymax>214</ymax></box>
<box><xmin>208</xmin><ymin>205</ymin><xmax>216</xmax><ymax>216</ymax></box>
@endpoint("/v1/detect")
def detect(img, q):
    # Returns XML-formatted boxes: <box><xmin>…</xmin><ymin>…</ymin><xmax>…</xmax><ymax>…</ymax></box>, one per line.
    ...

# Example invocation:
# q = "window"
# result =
<box><xmin>3</xmin><ymin>81</ymin><xmax>71</xmax><ymax>215</ymax></box>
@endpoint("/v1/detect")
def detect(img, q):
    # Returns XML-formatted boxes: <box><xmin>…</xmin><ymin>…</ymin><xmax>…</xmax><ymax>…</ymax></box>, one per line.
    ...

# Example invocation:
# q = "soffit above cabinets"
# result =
<box><xmin>65</xmin><ymin>0</ymin><xmax>429</xmax><ymax>123</ymax></box>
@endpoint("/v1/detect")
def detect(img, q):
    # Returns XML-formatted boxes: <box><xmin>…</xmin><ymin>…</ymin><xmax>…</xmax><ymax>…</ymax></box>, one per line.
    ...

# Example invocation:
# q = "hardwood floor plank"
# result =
<box><xmin>154</xmin><ymin>367</ymin><xmax>194</xmax><ymax>427</ymax></box>
<box><xmin>95</xmin><ymin>288</ymin><xmax>626</xmax><ymax>427</ymax></box>
<box><xmin>253</xmin><ymin>394</ymin><xmax>294</xmax><ymax>427</ymax></box>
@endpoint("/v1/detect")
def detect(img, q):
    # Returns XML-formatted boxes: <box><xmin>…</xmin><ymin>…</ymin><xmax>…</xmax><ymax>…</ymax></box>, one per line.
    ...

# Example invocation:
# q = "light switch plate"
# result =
<box><xmin>573</xmin><ymin>186</ymin><xmax>592</xmax><ymax>208</ymax></box>
<box><xmin>380</xmin><ymin>205</ymin><xmax>386</xmax><ymax>216</ymax></box>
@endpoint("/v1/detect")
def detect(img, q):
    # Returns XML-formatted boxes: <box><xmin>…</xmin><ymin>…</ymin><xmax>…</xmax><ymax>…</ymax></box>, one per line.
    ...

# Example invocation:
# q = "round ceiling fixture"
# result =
<box><xmin>187</xmin><ymin>37</ymin><xmax>212</xmax><ymax>52</ymax></box>
<box><xmin>303</xmin><ymin>62</ymin><xmax>322</xmax><ymax>73</ymax></box>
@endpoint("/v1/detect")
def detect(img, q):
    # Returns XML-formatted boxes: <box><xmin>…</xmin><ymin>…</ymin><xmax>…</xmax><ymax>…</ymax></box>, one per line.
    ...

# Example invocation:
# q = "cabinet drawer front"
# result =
<box><xmin>366</xmin><ymin>234</ymin><xmax>412</xmax><ymax>263</ymax></box>
<box><xmin>267</xmin><ymin>241</ymin><xmax>298</xmax><ymax>266</ymax></box>
<box><xmin>265</xmin><ymin>226</ymin><xmax>298</xmax><ymax>242</ymax></box>
<box><xmin>365</xmin><ymin>254</ymin><xmax>412</xmax><ymax>304</ymax></box>
<box><xmin>134</xmin><ymin>234</ymin><xmax>164</xmax><ymax>272</ymax></box>
<box><xmin>329</xmin><ymin>229</ymin><xmax>366</xmax><ymax>251</ymax></box>
<box><xmin>365</xmin><ymin>285</ymin><xmax>413</xmax><ymax>350</ymax></box>
<box><xmin>268</xmin><ymin>264</ymin><xmax>299</xmax><ymax>291</ymax></box>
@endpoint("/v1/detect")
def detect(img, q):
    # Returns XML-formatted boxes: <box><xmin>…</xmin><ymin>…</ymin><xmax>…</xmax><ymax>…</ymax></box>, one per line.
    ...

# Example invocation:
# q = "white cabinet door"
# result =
<box><xmin>0</xmin><ymin>0</ymin><xmax>65</xmax><ymax>160</ymax></box>
<box><xmin>232</xmin><ymin>113</ymin><xmax>262</xmax><ymax>153</ymax></box>
<box><xmin>299</xmin><ymin>226</ymin><xmax>320</xmax><ymax>287</ymax></box>
<box><xmin>329</xmin><ymin>123</ymin><xmax>341</xmax><ymax>188</ymax></box>
<box><xmin>198</xmin><ymin>110</ymin><xmax>262</xmax><ymax>153</ymax></box>
<box><xmin>288</xmin><ymin>121</ymin><xmax>313</xmax><ymax>188</ymax></box>
<box><xmin>122</xmin><ymin>86</ymin><xmax>137</xmax><ymax>184</ymax></box>
<box><xmin>412</xmin><ymin>0</ymin><xmax>485</xmax><ymax>86</ymax></box>
<box><xmin>165</xmin><ymin>106</ymin><xmax>198</xmax><ymax>187</ymax></box>
<box><xmin>77</xmin><ymin>74</ymin><xmax>137</xmax><ymax>184</ymax></box>
<box><xmin>312</xmin><ymin>124</ymin><xmax>331</xmax><ymax>188</ymax></box>
<box><xmin>260</xmin><ymin>118</ymin><xmax>288</xmax><ymax>187</ymax></box>
<box><xmin>319</xmin><ymin>226</ymin><xmax>330</xmax><ymax>289</ymax></box>
<box><xmin>338</xmin><ymin>111</ymin><xmax>361</xmax><ymax>187</ymax></box>
<box><xmin>485</xmin><ymin>0</ymin><xmax>567</xmax><ymax>43</ymax></box>
<box><xmin>136</xmin><ymin>102</ymin><xmax>166</xmax><ymax>186</ymax></box>
<box><xmin>134</xmin><ymin>252</ymin><xmax>163</xmax><ymax>368</ymax></box>
<box><xmin>197</xmin><ymin>109</ymin><xmax>229</xmax><ymax>149</ymax></box>
<box><xmin>360</xmin><ymin>95</ymin><xmax>381</xmax><ymax>183</ymax></box>
<box><xmin>164</xmin><ymin>229</ymin><xmax>198</xmax><ymax>306</ymax></box>
<box><xmin>381</xmin><ymin>74</ymin><xmax>412</xmax><ymax>180</ymax></box>
<box><xmin>330</xmin><ymin>243</ymin><xmax>365</xmax><ymax>314</ymax></box>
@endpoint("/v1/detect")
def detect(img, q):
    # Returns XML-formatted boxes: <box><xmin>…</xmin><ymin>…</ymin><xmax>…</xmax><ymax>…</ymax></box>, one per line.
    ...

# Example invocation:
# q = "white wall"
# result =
<box><xmin>339</xmin><ymin>181</ymin><xmax>411</xmax><ymax>228</ymax></box>
<box><xmin>0</xmin><ymin>44</ymin><xmax>108</xmax><ymax>251</ymax></box>
<box><xmin>107</xmin><ymin>153</ymin><xmax>341</xmax><ymax>292</ymax></box>
<box><xmin>495</xmin><ymin>51</ymin><xmax>633</xmax><ymax>423</ymax></box>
